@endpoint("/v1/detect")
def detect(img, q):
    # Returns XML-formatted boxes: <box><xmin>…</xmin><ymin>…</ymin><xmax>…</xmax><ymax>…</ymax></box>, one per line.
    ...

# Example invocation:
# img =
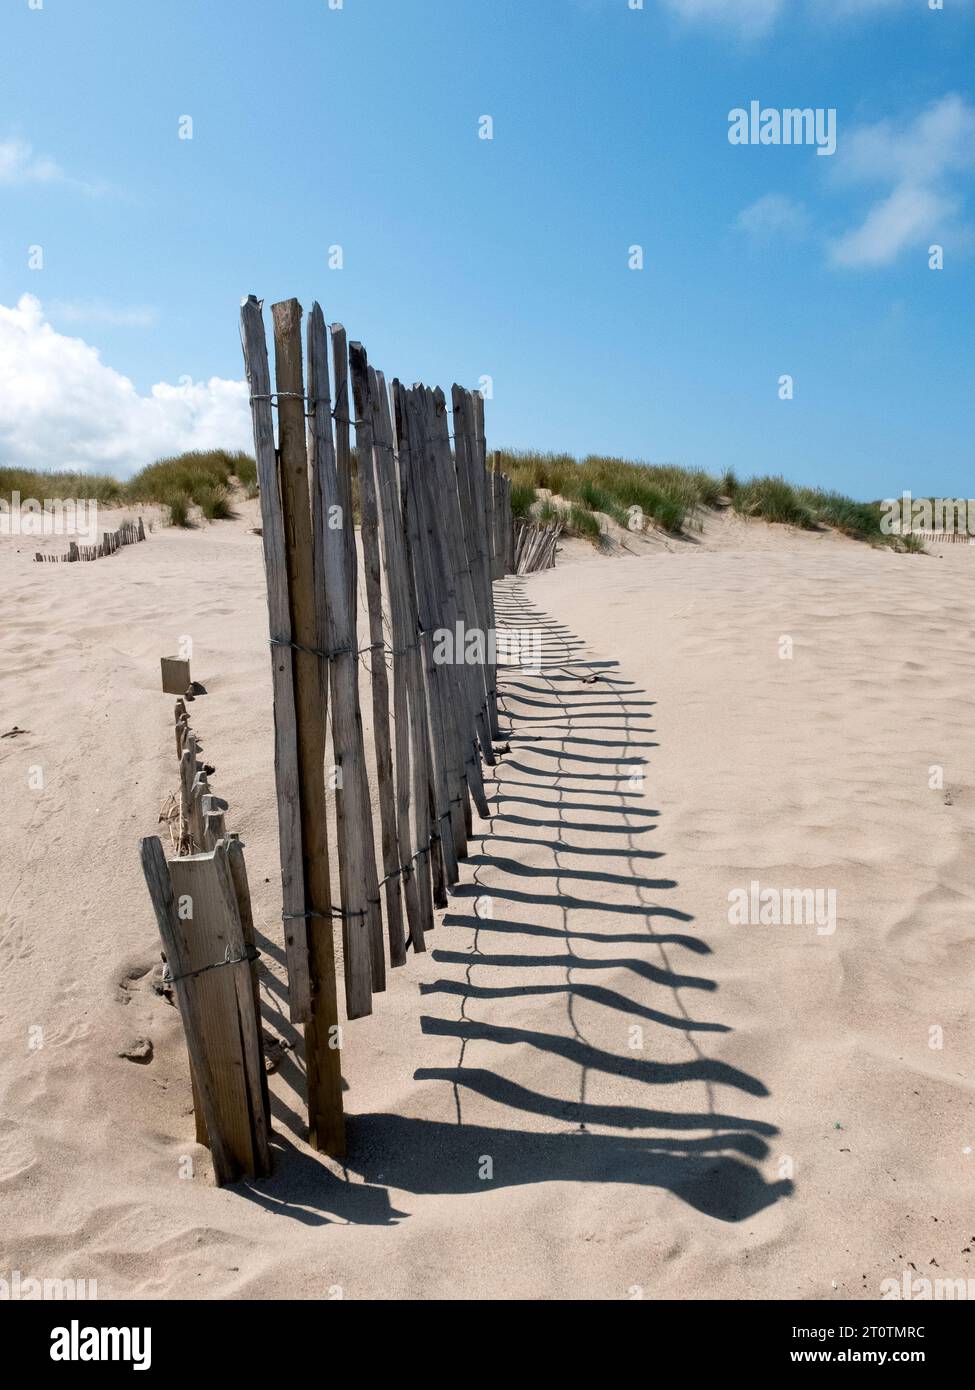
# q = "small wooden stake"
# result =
<box><xmin>161</xmin><ymin>656</ymin><xmax>191</xmax><ymax>696</ymax></box>
<box><xmin>141</xmin><ymin>838</ymin><xmax>271</xmax><ymax>1185</ymax></box>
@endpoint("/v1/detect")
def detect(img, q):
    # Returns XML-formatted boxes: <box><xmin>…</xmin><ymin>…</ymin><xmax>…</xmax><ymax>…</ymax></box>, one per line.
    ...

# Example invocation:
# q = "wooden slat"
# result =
<box><xmin>330</xmin><ymin>322</ymin><xmax>358</xmax><ymax>628</ymax></box>
<box><xmin>349</xmin><ymin>341</ymin><xmax>407</xmax><ymax>968</ymax></box>
<box><xmin>424</xmin><ymin>386</ymin><xmax>491</xmax><ymax>816</ymax></box>
<box><xmin>141</xmin><ymin>838</ymin><xmax>232</xmax><ymax>1180</ymax></box>
<box><xmin>307</xmin><ymin>304</ymin><xmax>384</xmax><ymax>1000</ymax></box>
<box><xmin>226</xmin><ymin>836</ymin><xmax>272</xmax><ymax>1141</ymax></box>
<box><xmin>368</xmin><ymin>366</ymin><xmax>433</xmax><ymax>950</ymax></box>
<box><xmin>141</xmin><ymin>840</ymin><xmax>263</xmax><ymax>1183</ymax></box>
<box><xmin>271</xmin><ymin>297</ymin><xmax>354</xmax><ymax>1152</ymax></box>
<box><xmin>239</xmin><ymin>295</ymin><xmax>312</xmax><ymax>1025</ymax></box>
<box><xmin>394</xmin><ymin>381</ymin><xmax>462</xmax><ymax>887</ymax></box>
<box><xmin>470</xmin><ymin>390</ymin><xmax>501</xmax><ymax>737</ymax></box>
<box><xmin>167</xmin><ymin>847</ymin><xmax>270</xmax><ymax>1183</ymax></box>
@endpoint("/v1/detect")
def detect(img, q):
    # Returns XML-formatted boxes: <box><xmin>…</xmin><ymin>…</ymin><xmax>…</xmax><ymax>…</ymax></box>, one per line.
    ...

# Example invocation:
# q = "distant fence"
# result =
<box><xmin>34</xmin><ymin>517</ymin><xmax>146</xmax><ymax>563</ymax></box>
<box><xmin>238</xmin><ymin>294</ymin><xmax>515</xmax><ymax>1155</ymax></box>
<box><xmin>907</xmin><ymin>531</ymin><xmax>975</xmax><ymax>544</ymax></box>
<box><xmin>515</xmin><ymin>520</ymin><xmax>562</xmax><ymax>574</ymax></box>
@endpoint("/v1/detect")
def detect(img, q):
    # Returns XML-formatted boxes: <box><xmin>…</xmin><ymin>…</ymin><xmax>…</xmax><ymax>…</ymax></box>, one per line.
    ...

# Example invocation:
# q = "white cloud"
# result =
<box><xmin>664</xmin><ymin>0</ymin><xmax>782</xmax><ymax>36</ymax></box>
<box><xmin>835</xmin><ymin>93</ymin><xmax>975</xmax><ymax>187</ymax></box>
<box><xmin>829</xmin><ymin>94</ymin><xmax>975</xmax><ymax>267</ymax></box>
<box><xmin>0</xmin><ymin>137</ymin><xmax>63</xmax><ymax>185</ymax></box>
<box><xmin>0</xmin><ymin>134</ymin><xmax>110</xmax><ymax>196</ymax></box>
<box><xmin>734</xmin><ymin>193</ymin><xmax>809</xmax><ymax>239</ymax></box>
<box><xmin>830</xmin><ymin>184</ymin><xmax>956</xmax><ymax>267</ymax></box>
<box><xmin>0</xmin><ymin>296</ymin><xmax>251</xmax><ymax>477</ymax></box>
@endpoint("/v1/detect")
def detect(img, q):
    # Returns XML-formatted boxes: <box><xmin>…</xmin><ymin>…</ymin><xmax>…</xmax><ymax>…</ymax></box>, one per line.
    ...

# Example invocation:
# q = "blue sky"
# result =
<box><xmin>1</xmin><ymin>0</ymin><xmax>972</xmax><ymax>498</ymax></box>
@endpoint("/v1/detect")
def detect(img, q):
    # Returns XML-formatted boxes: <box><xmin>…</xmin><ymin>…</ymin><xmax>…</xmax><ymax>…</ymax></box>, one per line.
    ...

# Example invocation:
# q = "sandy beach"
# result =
<box><xmin>1</xmin><ymin>508</ymin><xmax>971</xmax><ymax>1300</ymax></box>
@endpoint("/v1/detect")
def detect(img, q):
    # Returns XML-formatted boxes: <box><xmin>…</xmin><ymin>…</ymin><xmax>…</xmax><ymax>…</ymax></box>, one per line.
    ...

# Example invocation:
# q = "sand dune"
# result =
<box><xmin>1</xmin><ymin>508</ymin><xmax>972</xmax><ymax>1299</ymax></box>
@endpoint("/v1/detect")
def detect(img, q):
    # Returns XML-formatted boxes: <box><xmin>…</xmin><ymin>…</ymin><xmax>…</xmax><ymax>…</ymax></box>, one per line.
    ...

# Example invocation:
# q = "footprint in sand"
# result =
<box><xmin>0</xmin><ymin>918</ymin><xmax>33</xmax><ymax>963</ymax></box>
<box><xmin>0</xmin><ymin>1118</ymin><xmax>39</xmax><ymax>1188</ymax></box>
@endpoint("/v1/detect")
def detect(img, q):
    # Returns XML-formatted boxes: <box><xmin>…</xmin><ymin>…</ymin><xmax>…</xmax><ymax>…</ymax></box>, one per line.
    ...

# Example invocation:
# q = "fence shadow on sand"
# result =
<box><xmin>240</xmin><ymin>584</ymin><xmax>792</xmax><ymax>1228</ymax></box>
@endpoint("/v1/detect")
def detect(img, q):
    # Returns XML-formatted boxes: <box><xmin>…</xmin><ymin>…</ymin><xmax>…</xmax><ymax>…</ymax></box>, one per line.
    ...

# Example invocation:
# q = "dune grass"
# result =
<box><xmin>2</xmin><ymin>445</ymin><xmax>925</xmax><ymax>552</ymax></box>
<box><xmin>731</xmin><ymin>475</ymin><xmax>913</xmax><ymax>544</ymax></box>
<box><xmin>1</xmin><ymin>449</ymin><xmax>258</xmax><ymax>529</ymax></box>
<box><xmin>731</xmin><ymin>475</ymin><xmax>817</xmax><ymax>529</ymax></box>
<box><xmin>163</xmin><ymin>492</ymin><xmax>192</xmax><ymax>528</ymax></box>
<box><xmin>494</xmin><ymin>449</ymin><xmax>719</xmax><ymax>538</ymax></box>
<box><xmin>496</xmin><ymin>450</ymin><xmax>921</xmax><ymax>551</ymax></box>
<box><xmin>0</xmin><ymin>467</ymin><xmax>125</xmax><ymax>506</ymax></box>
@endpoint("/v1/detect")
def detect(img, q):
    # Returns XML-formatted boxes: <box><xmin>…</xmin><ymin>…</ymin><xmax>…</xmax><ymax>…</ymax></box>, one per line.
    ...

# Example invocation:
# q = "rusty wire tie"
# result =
<box><xmin>270</xmin><ymin>636</ymin><xmax>387</xmax><ymax>664</ymax></box>
<box><xmin>163</xmin><ymin>942</ymin><xmax>260</xmax><ymax>985</ymax></box>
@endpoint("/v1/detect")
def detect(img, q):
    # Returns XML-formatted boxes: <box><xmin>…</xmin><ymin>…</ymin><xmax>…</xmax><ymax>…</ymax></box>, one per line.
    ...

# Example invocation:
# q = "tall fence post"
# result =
<box><xmin>307</xmin><ymin>305</ymin><xmax>385</xmax><ymax>997</ymax></box>
<box><xmin>240</xmin><ymin>295</ymin><xmax>348</xmax><ymax>1156</ymax></box>
<box><xmin>368</xmin><ymin>364</ymin><xmax>435</xmax><ymax>949</ymax></box>
<box><xmin>349</xmin><ymin>342</ymin><xmax>408</xmax><ymax>968</ymax></box>
<box><xmin>424</xmin><ymin>387</ymin><xmax>491</xmax><ymax>818</ymax></box>
<box><xmin>394</xmin><ymin>381</ymin><xmax>462</xmax><ymax>888</ymax></box>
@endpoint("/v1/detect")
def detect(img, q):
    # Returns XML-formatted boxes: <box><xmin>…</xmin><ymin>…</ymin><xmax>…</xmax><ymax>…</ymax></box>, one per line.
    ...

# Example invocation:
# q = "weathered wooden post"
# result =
<box><xmin>366</xmin><ymin>364</ymin><xmax>434</xmax><ymax>949</ymax></box>
<box><xmin>393</xmin><ymin>381</ymin><xmax>461</xmax><ymax>888</ymax></box>
<box><xmin>240</xmin><ymin>295</ymin><xmax>347</xmax><ymax>1156</ymax></box>
<box><xmin>349</xmin><ymin>342</ymin><xmax>407</xmax><ymax>968</ymax></box>
<box><xmin>330</xmin><ymin>322</ymin><xmax>358</xmax><ymax>627</ymax></box>
<box><xmin>140</xmin><ymin>836</ymin><xmax>271</xmax><ymax>1186</ymax></box>
<box><xmin>423</xmin><ymin>386</ymin><xmax>491</xmax><ymax>816</ymax></box>
<box><xmin>307</xmin><ymin>305</ymin><xmax>384</xmax><ymax>1002</ymax></box>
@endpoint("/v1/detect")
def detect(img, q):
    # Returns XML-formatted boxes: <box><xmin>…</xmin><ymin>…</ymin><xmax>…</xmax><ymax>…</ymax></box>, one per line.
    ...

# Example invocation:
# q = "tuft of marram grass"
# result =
<box><xmin>565</xmin><ymin>504</ymin><xmax>604</xmax><ymax>540</ymax></box>
<box><xmin>230</xmin><ymin>453</ymin><xmax>257</xmax><ymax>491</ymax></box>
<box><xmin>196</xmin><ymin>484</ymin><xmax>234</xmax><ymax>521</ymax></box>
<box><xmin>163</xmin><ymin>491</ymin><xmax>193</xmax><ymax>528</ymax></box>
<box><xmin>510</xmin><ymin>481</ymin><xmax>537</xmax><ymax>522</ymax></box>
<box><xmin>127</xmin><ymin>449</ymin><xmax>241</xmax><ymax>506</ymax></box>
<box><xmin>732</xmin><ymin>475</ymin><xmax>817</xmax><ymax>529</ymax></box>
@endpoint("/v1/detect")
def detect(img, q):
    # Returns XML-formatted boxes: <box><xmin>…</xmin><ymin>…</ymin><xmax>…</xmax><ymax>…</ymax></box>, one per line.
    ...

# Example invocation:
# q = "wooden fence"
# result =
<box><xmin>34</xmin><ymin>517</ymin><xmax>146</xmax><ymax>563</ymax></box>
<box><xmin>140</xmin><ymin>696</ymin><xmax>270</xmax><ymax>1186</ymax></box>
<box><xmin>515</xmin><ymin>520</ymin><xmax>562</xmax><ymax>574</ymax></box>
<box><xmin>907</xmin><ymin>531</ymin><xmax>975</xmax><ymax>544</ymax></box>
<box><xmin>239</xmin><ymin>294</ymin><xmax>515</xmax><ymax>1156</ymax></box>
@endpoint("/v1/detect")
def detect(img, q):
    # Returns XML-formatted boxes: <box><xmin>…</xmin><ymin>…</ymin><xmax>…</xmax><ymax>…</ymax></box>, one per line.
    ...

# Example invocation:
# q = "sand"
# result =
<box><xmin>1</xmin><ymin>505</ymin><xmax>972</xmax><ymax>1300</ymax></box>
